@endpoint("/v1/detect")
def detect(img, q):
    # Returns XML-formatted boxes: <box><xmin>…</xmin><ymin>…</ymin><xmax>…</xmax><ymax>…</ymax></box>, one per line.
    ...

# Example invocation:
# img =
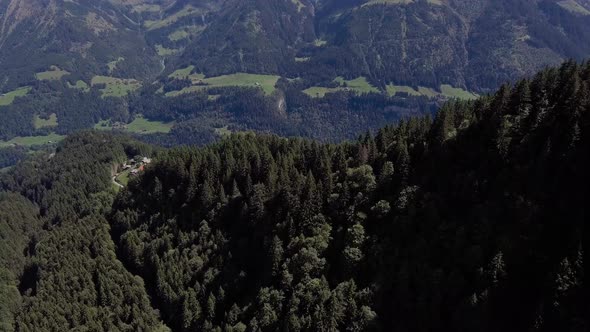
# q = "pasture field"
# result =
<box><xmin>304</xmin><ymin>77</ymin><xmax>378</xmax><ymax>97</ymax></box>
<box><xmin>156</xmin><ymin>45</ymin><xmax>182</xmax><ymax>56</ymax></box>
<box><xmin>440</xmin><ymin>84</ymin><xmax>479</xmax><ymax>100</ymax></box>
<box><xmin>302</xmin><ymin>87</ymin><xmax>341</xmax><ymax>98</ymax></box>
<box><xmin>0</xmin><ymin>133</ymin><xmax>64</xmax><ymax>147</ymax></box>
<box><xmin>95</xmin><ymin>117</ymin><xmax>173</xmax><ymax>134</ymax></box>
<box><xmin>387</xmin><ymin>84</ymin><xmax>478</xmax><ymax>100</ymax></box>
<box><xmin>91</xmin><ymin>76</ymin><xmax>142</xmax><ymax>97</ymax></box>
<box><xmin>68</xmin><ymin>80</ymin><xmax>90</xmax><ymax>92</ymax></box>
<box><xmin>0</xmin><ymin>87</ymin><xmax>32</xmax><ymax>106</ymax></box>
<box><xmin>167</xmin><ymin>73</ymin><xmax>280</xmax><ymax>96</ymax></box>
<box><xmin>169</xmin><ymin>66</ymin><xmax>195</xmax><ymax>79</ymax></box>
<box><xmin>168</xmin><ymin>26</ymin><xmax>203</xmax><ymax>41</ymax></box>
<box><xmin>35</xmin><ymin>66</ymin><xmax>70</xmax><ymax>81</ymax></box>
<box><xmin>34</xmin><ymin>113</ymin><xmax>58</xmax><ymax>129</ymax></box>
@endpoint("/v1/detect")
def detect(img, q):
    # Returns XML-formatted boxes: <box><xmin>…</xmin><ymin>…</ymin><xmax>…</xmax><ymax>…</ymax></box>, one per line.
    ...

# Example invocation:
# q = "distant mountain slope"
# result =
<box><xmin>0</xmin><ymin>0</ymin><xmax>161</xmax><ymax>90</ymax></box>
<box><xmin>140</xmin><ymin>0</ymin><xmax>590</xmax><ymax>92</ymax></box>
<box><xmin>1</xmin><ymin>0</ymin><xmax>589</xmax><ymax>93</ymax></box>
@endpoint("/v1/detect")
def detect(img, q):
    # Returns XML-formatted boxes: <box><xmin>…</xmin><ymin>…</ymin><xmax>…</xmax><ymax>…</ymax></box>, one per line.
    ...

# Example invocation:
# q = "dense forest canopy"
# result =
<box><xmin>0</xmin><ymin>60</ymin><xmax>588</xmax><ymax>331</ymax></box>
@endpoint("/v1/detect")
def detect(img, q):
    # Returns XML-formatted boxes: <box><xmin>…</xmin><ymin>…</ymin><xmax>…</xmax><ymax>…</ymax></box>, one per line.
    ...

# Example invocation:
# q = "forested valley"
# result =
<box><xmin>0</xmin><ymin>61</ymin><xmax>588</xmax><ymax>331</ymax></box>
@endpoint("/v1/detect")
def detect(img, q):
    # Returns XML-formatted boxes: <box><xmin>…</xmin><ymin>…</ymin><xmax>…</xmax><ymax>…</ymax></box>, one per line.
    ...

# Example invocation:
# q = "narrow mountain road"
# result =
<box><xmin>112</xmin><ymin>175</ymin><xmax>124</xmax><ymax>189</ymax></box>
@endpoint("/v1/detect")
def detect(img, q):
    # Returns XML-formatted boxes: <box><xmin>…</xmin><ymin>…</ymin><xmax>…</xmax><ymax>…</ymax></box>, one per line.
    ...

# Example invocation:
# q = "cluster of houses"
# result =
<box><xmin>122</xmin><ymin>156</ymin><xmax>152</xmax><ymax>176</ymax></box>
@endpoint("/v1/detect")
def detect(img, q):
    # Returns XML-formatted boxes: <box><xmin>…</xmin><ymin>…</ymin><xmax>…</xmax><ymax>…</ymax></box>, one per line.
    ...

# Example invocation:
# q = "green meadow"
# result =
<box><xmin>35</xmin><ymin>66</ymin><xmax>70</xmax><ymax>81</ymax></box>
<box><xmin>156</xmin><ymin>45</ymin><xmax>182</xmax><ymax>56</ymax></box>
<box><xmin>91</xmin><ymin>76</ymin><xmax>142</xmax><ymax>97</ymax></box>
<box><xmin>304</xmin><ymin>77</ymin><xmax>379</xmax><ymax>97</ymax></box>
<box><xmin>0</xmin><ymin>133</ymin><xmax>64</xmax><ymax>147</ymax></box>
<box><xmin>387</xmin><ymin>84</ymin><xmax>478</xmax><ymax>100</ymax></box>
<box><xmin>68</xmin><ymin>80</ymin><xmax>90</xmax><ymax>92</ymax></box>
<box><xmin>34</xmin><ymin>114</ymin><xmax>58</xmax><ymax>129</ymax></box>
<box><xmin>169</xmin><ymin>66</ymin><xmax>195</xmax><ymax>79</ymax></box>
<box><xmin>0</xmin><ymin>87</ymin><xmax>32</xmax><ymax>106</ymax></box>
<box><xmin>95</xmin><ymin>117</ymin><xmax>173</xmax><ymax>134</ymax></box>
<box><xmin>167</xmin><ymin>72</ymin><xmax>280</xmax><ymax>96</ymax></box>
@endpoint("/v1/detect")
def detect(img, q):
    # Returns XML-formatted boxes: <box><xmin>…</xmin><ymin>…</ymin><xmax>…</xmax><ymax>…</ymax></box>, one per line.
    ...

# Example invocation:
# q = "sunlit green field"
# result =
<box><xmin>68</xmin><ymin>80</ymin><xmax>90</xmax><ymax>92</ymax></box>
<box><xmin>0</xmin><ymin>87</ymin><xmax>32</xmax><ymax>106</ymax></box>
<box><xmin>35</xmin><ymin>68</ymin><xmax>70</xmax><ymax>81</ymax></box>
<box><xmin>304</xmin><ymin>77</ymin><xmax>379</xmax><ymax>97</ymax></box>
<box><xmin>169</xmin><ymin>66</ymin><xmax>196</xmax><ymax>79</ymax></box>
<box><xmin>167</xmin><ymin>72</ymin><xmax>281</xmax><ymax>96</ymax></box>
<box><xmin>91</xmin><ymin>76</ymin><xmax>142</xmax><ymax>97</ymax></box>
<box><xmin>95</xmin><ymin>117</ymin><xmax>174</xmax><ymax>134</ymax></box>
<box><xmin>34</xmin><ymin>114</ymin><xmax>58</xmax><ymax>129</ymax></box>
<box><xmin>387</xmin><ymin>84</ymin><xmax>478</xmax><ymax>100</ymax></box>
<box><xmin>156</xmin><ymin>45</ymin><xmax>182</xmax><ymax>56</ymax></box>
<box><xmin>0</xmin><ymin>133</ymin><xmax>64</xmax><ymax>147</ymax></box>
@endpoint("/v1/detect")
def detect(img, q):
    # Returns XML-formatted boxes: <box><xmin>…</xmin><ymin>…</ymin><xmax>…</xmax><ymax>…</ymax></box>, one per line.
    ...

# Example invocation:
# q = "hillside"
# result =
<box><xmin>0</xmin><ymin>0</ymin><xmax>161</xmax><ymax>90</ymax></box>
<box><xmin>1</xmin><ymin>0</ymin><xmax>590</xmax><ymax>153</ymax></box>
<box><xmin>2</xmin><ymin>0</ymin><xmax>590</xmax><ymax>92</ymax></box>
<box><xmin>0</xmin><ymin>61</ymin><xmax>588</xmax><ymax>331</ymax></box>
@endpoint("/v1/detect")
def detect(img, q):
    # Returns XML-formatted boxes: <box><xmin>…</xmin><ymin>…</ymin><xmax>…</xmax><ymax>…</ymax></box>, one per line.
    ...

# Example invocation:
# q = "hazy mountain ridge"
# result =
<box><xmin>1</xmin><ymin>0</ymin><xmax>590</xmax><ymax>92</ymax></box>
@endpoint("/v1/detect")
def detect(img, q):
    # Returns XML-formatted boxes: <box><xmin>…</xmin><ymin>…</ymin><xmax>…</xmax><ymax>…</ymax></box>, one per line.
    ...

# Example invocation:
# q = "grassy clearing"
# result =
<box><xmin>95</xmin><ymin>117</ymin><xmax>173</xmax><ymax>134</ymax></box>
<box><xmin>144</xmin><ymin>5</ymin><xmax>199</xmax><ymax>30</ymax></box>
<box><xmin>0</xmin><ymin>87</ymin><xmax>32</xmax><ymax>106</ymax></box>
<box><xmin>127</xmin><ymin>117</ymin><xmax>174</xmax><ymax>133</ymax></box>
<box><xmin>168</xmin><ymin>25</ymin><xmax>203</xmax><ymax>41</ymax></box>
<box><xmin>168</xmin><ymin>66</ymin><xmax>196</xmax><ymax>79</ymax></box>
<box><xmin>156</xmin><ymin>44</ymin><xmax>182</xmax><ymax>56</ymax></box>
<box><xmin>440</xmin><ymin>84</ymin><xmax>479</xmax><ymax>100</ymax></box>
<box><xmin>34</xmin><ymin>113</ymin><xmax>58</xmax><ymax>129</ymax></box>
<box><xmin>169</xmin><ymin>29</ymin><xmax>189</xmax><ymax>41</ymax></box>
<box><xmin>386</xmin><ymin>85</ymin><xmax>422</xmax><ymax>96</ymax></box>
<box><xmin>167</xmin><ymin>73</ymin><xmax>280</xmax><ymax>96</ymax></box>
<box><xmin>387</xmin><ymin>84</ymin><xmax>478</xmax><ymax>100</ymax></box>
<box><xmin>0</xmin><ymin>133</ymin><xmax>64</xmax><ymax>147</ymax></box>
<box><xmin>35</xmin><ymin>66</ymin><xmax>70</xmax><ymax>81</ymax></box>
<box><xmin>91</xmin><ymin>76</ymin><xmax>142</xmax><ymax>97</ymax></box>
<box><xmin>304</xmin><ymin>77</ymin><xmax>379</xmax><ymax>97</ymax></box>
<box><xmin>302</xmin><ymin>87</ymin><xmax>341</xmax><ymax>98</ymax></box>
<box><xmin>335</xmin><ymin>77</ymin><xmax>380</xmax><ymax>94</ymax></box>
<box><xmin>68</xmin><ymin>80</ymin><xmax>90</xmax><ymax>92</ymax></box>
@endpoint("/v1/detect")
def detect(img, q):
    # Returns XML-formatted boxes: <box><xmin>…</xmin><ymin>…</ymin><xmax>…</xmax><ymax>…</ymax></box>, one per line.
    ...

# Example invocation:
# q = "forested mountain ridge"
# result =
<box><xmin>107</xmin><ymin>61</ymin><xmax>589</xmax><ymax>331</ymax></box>
<box><xmin>0</xmin><ymin>131</ymin><xmax>170</xmax><ymax>331</ymax></box>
